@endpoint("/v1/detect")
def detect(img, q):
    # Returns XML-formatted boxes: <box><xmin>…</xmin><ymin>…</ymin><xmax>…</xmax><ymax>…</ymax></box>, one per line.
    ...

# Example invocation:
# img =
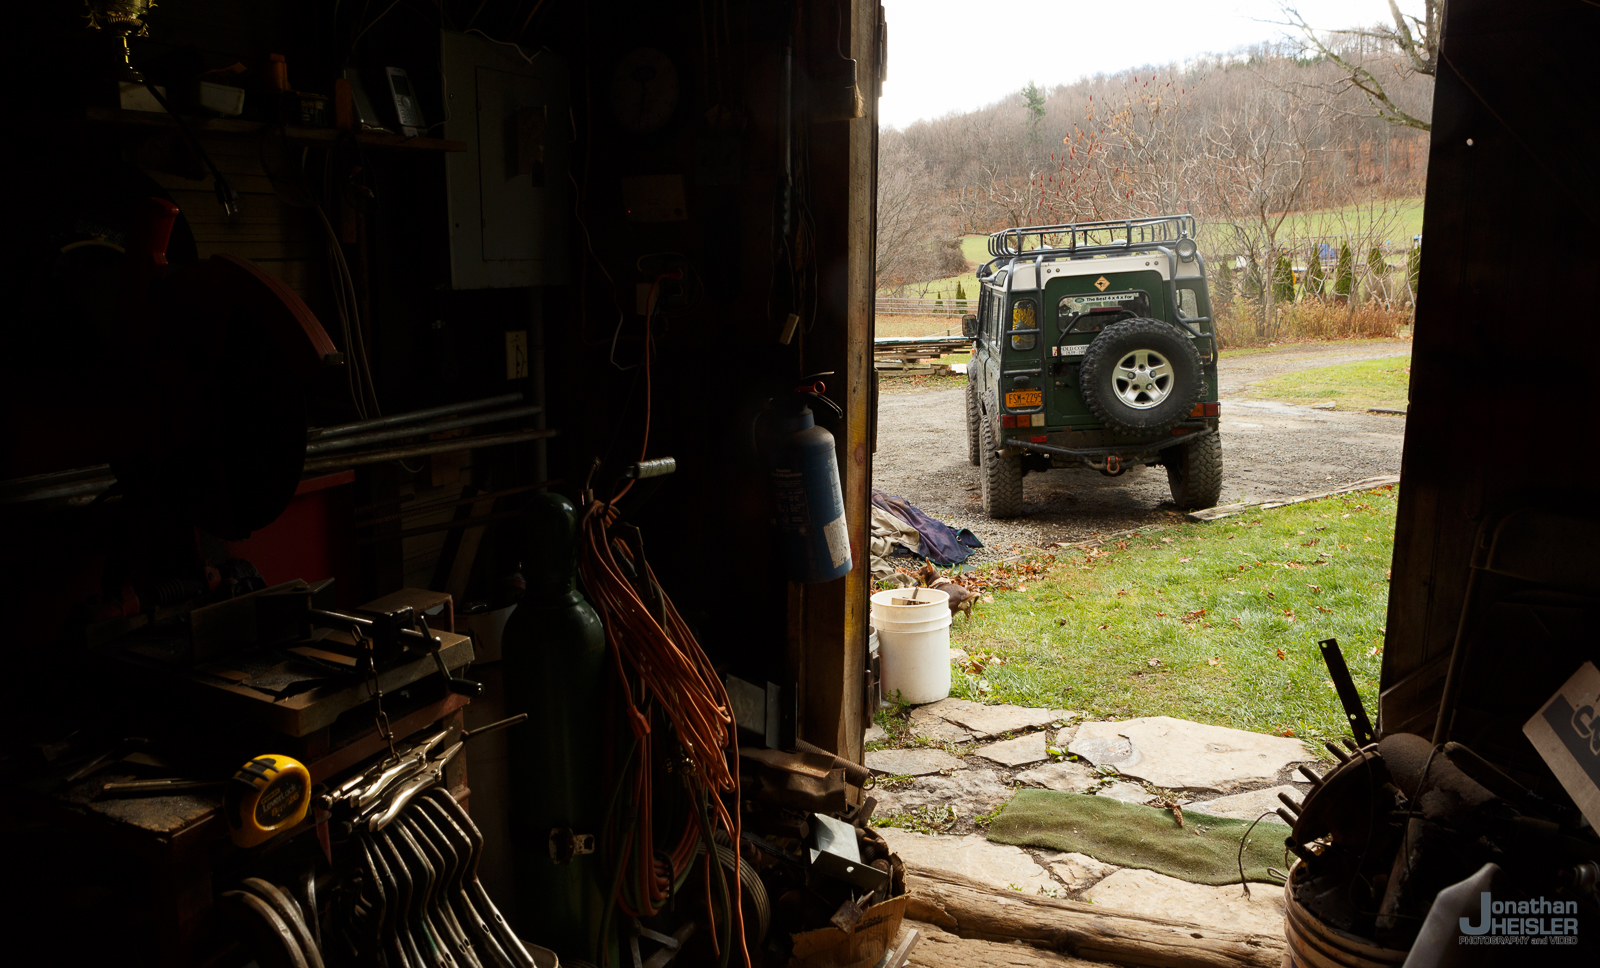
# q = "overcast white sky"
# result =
<box><xmin>879</xmin><ymin>0</ymin><xmax>1419</xmax><ymax>129</ymax></box>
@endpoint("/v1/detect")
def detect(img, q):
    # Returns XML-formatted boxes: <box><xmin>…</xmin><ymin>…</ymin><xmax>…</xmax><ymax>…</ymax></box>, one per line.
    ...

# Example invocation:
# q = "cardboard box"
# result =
<box><xmin>787</xmin><ymin>895</ymin><xmax>907</xmax><ymax>968</ymax></box>
<box><xmin>1522</xmin><ymin>661</ymin><xmax>1600</xmax><ymax>830</ymax></box>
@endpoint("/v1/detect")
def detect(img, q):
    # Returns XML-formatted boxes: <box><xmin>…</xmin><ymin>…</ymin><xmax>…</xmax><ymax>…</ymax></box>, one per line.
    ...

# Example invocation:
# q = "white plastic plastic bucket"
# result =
<box><xmin>870</xmin><ymin>587</ymin><xmax>953</xmax><ymax>705</ymax></box>
<box><xmin>869</xmin><ymin>587</ymin><xmax>950</xmax><ymax>620</ymax></box>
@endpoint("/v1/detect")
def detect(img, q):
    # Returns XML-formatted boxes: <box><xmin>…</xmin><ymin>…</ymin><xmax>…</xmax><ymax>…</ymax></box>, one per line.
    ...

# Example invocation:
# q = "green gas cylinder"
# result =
<box><xmin>501</xmin><ymin>493</ymin><xmax>608</xmax><ymax>963</ymax></box>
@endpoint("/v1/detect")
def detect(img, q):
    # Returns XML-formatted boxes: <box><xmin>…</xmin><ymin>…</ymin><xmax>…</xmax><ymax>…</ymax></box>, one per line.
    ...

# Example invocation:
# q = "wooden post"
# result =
<box><xmin>797</xmin><ymin>0</ymin><xmax>880</xmax><ymax>764</ymax></box>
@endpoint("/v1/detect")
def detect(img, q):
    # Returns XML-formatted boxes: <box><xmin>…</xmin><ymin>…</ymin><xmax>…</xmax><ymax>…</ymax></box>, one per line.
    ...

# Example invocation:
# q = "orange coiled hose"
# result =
<box><xmin>579</xmin><ymin>497</ymin><xmax>749</xmax><ymax>966</ymax></box>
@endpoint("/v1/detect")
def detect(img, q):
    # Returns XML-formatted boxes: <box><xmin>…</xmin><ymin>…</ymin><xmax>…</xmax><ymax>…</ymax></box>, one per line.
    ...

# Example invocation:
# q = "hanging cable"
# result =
<box><xmin>576</xmin><ymin>296</ymin><xmax>747</xmax><ymax>965</ymax></box>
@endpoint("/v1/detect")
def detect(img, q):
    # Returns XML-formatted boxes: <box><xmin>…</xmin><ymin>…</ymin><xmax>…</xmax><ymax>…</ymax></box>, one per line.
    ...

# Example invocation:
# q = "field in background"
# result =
<box><xmin>884</xmin><ymin>199</ymin><xmax>1425</xmax><ymax>303</ymax></box>
<box><xmin>1251</xmin><ymin>355</ymin><xmax>1412</xmax><ymax>411</ymax></box>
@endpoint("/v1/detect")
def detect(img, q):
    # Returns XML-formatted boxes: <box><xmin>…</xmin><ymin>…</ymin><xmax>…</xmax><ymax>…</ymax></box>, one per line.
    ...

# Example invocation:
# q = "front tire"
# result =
<box><xmin>980</xmin><ymin>399</ymin><xmax>1024</xmax><ymax>518</ymax></box>
<box><xmin>1164</xmin><ymin>432</ymin><xmax>1223</xmax><ymax>510</ymax></box>
<box><xmin>966</xmin><ymin>377</ymin><xmax>981</xmax><ymax>466</ymax></box>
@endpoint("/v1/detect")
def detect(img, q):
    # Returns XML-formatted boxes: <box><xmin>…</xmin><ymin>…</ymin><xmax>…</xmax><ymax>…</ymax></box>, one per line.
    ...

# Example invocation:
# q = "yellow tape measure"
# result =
<box><xmin>224</xmin><ymin>754</ymin><xmax>311</xmax><ymax>848</ymax></box>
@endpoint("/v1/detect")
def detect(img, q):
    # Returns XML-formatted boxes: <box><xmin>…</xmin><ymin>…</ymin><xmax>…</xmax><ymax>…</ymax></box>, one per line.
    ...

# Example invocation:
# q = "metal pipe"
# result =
<box><xmin>0</xmin><ymin>475</ymin><xmax>117</xmax><ymax>505</ymax></box>
<box><xmin>304</xmin><ymin>405</ymin><xmax>545</xmax><ymax>455</ymax></box>
<box><xmin>301</xmin><ymin>428</ymin><xmax>558</xmax><ymax>474</ymax></box>
<box><xmin>0</xmin><ymin>463</ymin><xmax>113</xmax><ymax>491</ymax></box>
<box><xmin>308</xmin><ymin>393</ymin><xmax>524</xmax><ymax>440</ymax></box>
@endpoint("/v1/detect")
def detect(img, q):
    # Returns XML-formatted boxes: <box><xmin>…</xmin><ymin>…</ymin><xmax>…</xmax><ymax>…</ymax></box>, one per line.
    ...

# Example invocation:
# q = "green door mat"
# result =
<box><xmin>987</xmin><ymin>789</ymin><xmax>1285</xmax><ymax>886</ymax></box>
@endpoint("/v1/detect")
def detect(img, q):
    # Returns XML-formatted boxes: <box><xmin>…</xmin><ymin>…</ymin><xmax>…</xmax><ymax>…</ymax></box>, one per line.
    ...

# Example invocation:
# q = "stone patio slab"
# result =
<box><xmin>1048</xmin><ymin>852</ymin><xmax>1118</xmax><ymax>891</ymax></box>
<box><xmin>1095</xmin><ymin>780</ymin><xmax>1152</xmax><ymax>804</ymax></box>
<box><xmin>864</xmin><ymin>723</ymin><xmax>889</xmax><ymax>745</ymax></box>
<box><xmin>1069</xmin><ymin>716</ymin><xmax>1311</xmax><ymax>792</ymax></box>
<box><xmin>1013</xmin><ymin>760</ymin><xmax>1098</xmax><ymax>793</ymax></box>
<box><xmin>872</xmin><ymin>771</ymin><xmax>1014</xmax><ymax>819</ymax></box>
<box><xmin>876</xmin><ymin>828</ymin><xmax>1056</xmax><ymax>894</ymax></box>
<box><xmin>974</xmin><ymin>733</ymin><xmax>1048</xmax><ymax>768</ymax></box>
<box><xmin>912</xmin><ymin>698</ymin><xmax>1069</xmax><ymax>740</ymax></box>
<box><xmin>1187</xmin><ymin>784</ymin><xmax>1304</xmax><ymax>825</ymax></box>
<box><xmin>866</xmin><ymin>748</ymin><xmax>963</xmax><ymax>776</ymax></box>
<box><xmin>907</xmin><ymin>705</ymin><xmax>976</xmax><ymax>744</ymax></box>
<box><xmin>1083</xmin><ymin>868</ymin><xmax>1287</xmax><ymax>937</ymax></box>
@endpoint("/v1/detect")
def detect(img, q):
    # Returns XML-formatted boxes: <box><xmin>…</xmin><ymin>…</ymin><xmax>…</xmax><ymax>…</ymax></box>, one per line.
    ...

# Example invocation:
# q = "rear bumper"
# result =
<box><xmin>1003</xmin><ymin>424</ymin><xmax>1216</xmax><ymax>467</ymax></box>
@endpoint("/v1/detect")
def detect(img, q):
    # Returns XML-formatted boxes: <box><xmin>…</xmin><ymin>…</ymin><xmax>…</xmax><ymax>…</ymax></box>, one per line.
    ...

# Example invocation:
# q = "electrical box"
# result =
<box><xmin>442</xmin><ymin>31</ymin><xmax>569</xmax><ymax>289</ymax></box>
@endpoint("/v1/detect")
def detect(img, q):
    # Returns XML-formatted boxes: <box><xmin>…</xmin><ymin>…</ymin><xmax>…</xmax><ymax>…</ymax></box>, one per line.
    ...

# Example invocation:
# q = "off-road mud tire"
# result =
<box><xmin>980</xmin><ymin>396</ymin><xmax>1024</xmax><ymax>518</ymax></box>
<box><xmin>1079</xmin><ymin>317</ymin><xmax>1204</xmax><ymax>436</ymax></box>
<box><xmin>1164</xmin><ymin>432</ymin><xmax>1223</xmax><ymax>510</ymax></box>
<box><xmin>966</xmin><ymin>376</ymin><xmax>982</xmax><ymax>466</ymax></box>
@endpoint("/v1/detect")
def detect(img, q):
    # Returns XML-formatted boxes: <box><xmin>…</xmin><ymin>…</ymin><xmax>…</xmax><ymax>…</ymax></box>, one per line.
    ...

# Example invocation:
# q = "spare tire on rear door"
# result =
<box><xmin>1077</xmin><ymin>317</ymin><xmax>1203</xmax><ymax>436</ymax></box>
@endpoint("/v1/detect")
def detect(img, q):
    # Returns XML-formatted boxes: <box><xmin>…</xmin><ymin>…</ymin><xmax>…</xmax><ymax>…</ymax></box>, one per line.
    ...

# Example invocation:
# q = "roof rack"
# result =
<box><xmin>987</xmin><ymin>214</ymin><xmax>1196</xmax><ymax>260</ymax></box>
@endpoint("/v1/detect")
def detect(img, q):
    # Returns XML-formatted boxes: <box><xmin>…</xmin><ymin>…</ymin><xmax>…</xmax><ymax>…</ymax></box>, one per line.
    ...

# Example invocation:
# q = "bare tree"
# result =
<box><xmin>1280</xmin><ymin>1</ymin><xmax>1439</xmax><ymax>131</ymax></box>
<box><xmin>1201</xmin><ymin>77</ymin><xmax>1324</xmax><ymax>335</ymax></box>
<box><xmin>876</xmin><ymin>134</ymin><xmax>965</xmax><ymax>291</ymax></box>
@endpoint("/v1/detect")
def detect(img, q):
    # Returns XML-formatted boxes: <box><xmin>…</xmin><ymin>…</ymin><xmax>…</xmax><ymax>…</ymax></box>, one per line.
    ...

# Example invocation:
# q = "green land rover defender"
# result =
<box><xmin>963</xmin><ymin>215</ymin><xmax>1223</xmax><ymax>518</ymax></box>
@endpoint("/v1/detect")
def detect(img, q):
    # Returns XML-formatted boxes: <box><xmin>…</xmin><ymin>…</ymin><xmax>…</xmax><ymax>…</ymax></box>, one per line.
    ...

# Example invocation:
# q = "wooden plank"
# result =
<box><xmin>195</xmin><ymin>238</ymin><xmax>324</xmax><ymax>261</ymax></box>
<box><xmin>903</xmin><ymin>871</ymin><xmax>1286</xmax><ymax>968</ymax></box>
<box><xmin>84</xmin><ymin>107</ymin><xmax>467</xmax><ymax>151</ymax></box>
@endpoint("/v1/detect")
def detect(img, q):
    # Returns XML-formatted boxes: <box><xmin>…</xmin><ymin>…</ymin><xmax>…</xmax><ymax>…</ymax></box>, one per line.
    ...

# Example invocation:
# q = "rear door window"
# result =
<box><xmin>1010</xmin><ymin>298</ymin><xmax>1038</xmax><ymax>351</ymax></box>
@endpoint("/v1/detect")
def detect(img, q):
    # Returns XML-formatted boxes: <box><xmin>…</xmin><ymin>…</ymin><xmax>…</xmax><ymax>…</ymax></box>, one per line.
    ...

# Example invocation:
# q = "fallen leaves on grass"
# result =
<box><xmin>1207</xmin><ymin>656</ymin><xmax>1222</xmax><ymax>666</ymax></box>
<box><xmin>1147</xmin><ymin>658</ymin><xmax>1161</xmax><ymax>667</ymax></box>
<box><xmin>1184</xmin><ymin>608</ymin><xmax>1207</xmax><ymax>620</ymax></box>
<box><xmin>1179</xmin><ymin>556</ymin><xmax>1192</xmax><ymax>563</ymax></box>
<box><xmin>1317</xmin><ymin>605</ymin><xmax>1333</xmax><ymax>613</ymax></box>
<box><xmin>1276</xmin><ymin>648</ymin><xmax>1288</xmax><ymax>660</ymax></box>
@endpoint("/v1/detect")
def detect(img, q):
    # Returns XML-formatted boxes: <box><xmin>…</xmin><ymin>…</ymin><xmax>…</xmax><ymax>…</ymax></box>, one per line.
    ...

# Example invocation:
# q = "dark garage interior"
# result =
<box><xmin>1</xmin><ymin>1</ymin><xmax>1596</xmax><ymax>966</ymax></box>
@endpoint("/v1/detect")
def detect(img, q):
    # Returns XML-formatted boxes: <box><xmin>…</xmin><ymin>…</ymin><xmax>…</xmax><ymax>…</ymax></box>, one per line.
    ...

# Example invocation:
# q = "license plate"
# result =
<box><xmin>1053</xmin><ymin>343</ymin><xmax>1088</xmax><ymax>357</ymax></box>
<box><xmin>1006</xmin><ymin>389</ymin><xmax>1042</xmax><ymax>408</ymax></box>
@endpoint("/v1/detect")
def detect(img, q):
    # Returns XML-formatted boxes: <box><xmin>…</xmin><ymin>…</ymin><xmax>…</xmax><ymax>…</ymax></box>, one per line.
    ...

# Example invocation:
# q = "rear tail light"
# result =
<box><xmin>1189</xmin><ymin>402</ymin><xmax>1221</xmax><ymax>417</ymax></box>
<box><xmin>1029</xmin><ymin>435</ymin><xmax>1047</xmax><ymax>443</ymax></box>
<box><xmin>1001</xmin><ymin>414</ymin><xmax>1018</xmax><ymax>428</ymax></box>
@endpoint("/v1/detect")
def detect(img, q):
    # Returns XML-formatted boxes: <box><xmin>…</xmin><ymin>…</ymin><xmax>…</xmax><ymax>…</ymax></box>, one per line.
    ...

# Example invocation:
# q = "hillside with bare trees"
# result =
<box><xmin>878</xmin><ymin>30</ymin><xmax>1434</xmax><ymax>341</ymax></box>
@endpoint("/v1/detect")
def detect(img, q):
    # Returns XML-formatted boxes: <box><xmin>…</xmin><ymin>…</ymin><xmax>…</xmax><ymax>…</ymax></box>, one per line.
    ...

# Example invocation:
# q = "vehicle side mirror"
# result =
<box><xmin>961</xmin><ymin>313</ymin><xmax>979</xmax><ymax>339</ymax></box>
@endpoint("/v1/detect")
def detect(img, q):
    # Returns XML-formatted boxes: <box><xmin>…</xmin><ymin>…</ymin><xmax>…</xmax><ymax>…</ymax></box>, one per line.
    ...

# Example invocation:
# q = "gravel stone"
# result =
<box><xmin>874</xmin><ymin>342</ymin><xmax>1408</xmax><ymax>548</ymax></box>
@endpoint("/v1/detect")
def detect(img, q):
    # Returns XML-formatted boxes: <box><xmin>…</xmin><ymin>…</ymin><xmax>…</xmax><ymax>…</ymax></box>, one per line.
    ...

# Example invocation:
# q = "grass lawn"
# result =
<box><xmin>943</xmin><ymin>485</ymin><xmax>1398</xmax><ymax>748</ymax></box>
<box><xmin>1250</xmin><ymin>355</ymin><xmax>1412</xmax><ymax>411</ymax></box>
<box><xmin>877</xmin><ymin>314</ymin><xmax>967</xmax><ymax>339</ymax></box>
<box><xmin>1196</xmin><ymin>198</ymin><xmax>1425</xmax><ymax>253</ymax></box>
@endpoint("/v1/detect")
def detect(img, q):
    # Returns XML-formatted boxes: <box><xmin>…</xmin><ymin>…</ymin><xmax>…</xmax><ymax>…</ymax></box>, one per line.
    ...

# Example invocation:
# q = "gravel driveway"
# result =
<box><xmin>872</xmin><ymin>341</ymin><xmax>1411</xmax><ymax>553</ymax></box>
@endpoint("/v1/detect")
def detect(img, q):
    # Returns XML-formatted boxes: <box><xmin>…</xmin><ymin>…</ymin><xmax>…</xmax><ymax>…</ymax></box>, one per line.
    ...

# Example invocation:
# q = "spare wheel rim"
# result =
<box><xmin>1112</xmin><ymin>349</ymin><xmax>1173</xmax><ymax>409</ymax></box>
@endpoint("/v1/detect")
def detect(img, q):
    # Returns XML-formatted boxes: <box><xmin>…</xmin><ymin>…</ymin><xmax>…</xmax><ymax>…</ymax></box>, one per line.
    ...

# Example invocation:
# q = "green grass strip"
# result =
<box><xmin>1249</xmin><ymin>355</ymin><xmax>1411</xmax><ymax>411</ymax></box>
<box><xmin>950</xmin><ymin>485</ymin><xmax>1397</xmax><ymax>748</ymax></box>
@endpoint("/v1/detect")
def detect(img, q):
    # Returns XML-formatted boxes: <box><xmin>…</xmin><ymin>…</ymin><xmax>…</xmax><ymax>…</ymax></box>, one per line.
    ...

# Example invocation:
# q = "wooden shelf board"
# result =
<box><xmin>83</xmin><ymin>106</ymin><xmax>467</xmax><ymax>152</ymax></box>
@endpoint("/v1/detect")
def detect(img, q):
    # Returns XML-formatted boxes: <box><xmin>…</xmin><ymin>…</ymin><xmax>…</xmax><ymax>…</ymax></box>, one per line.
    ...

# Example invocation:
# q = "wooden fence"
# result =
<box><xmin>875</xmin><ymin>296</ymin><xmax>975</xmax><ymax>316</ymax></box>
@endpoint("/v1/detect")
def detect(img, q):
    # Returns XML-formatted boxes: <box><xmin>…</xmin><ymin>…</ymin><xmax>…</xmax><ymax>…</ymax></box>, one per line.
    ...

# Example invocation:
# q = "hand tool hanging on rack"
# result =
<box><xmin>225</xmin><ymin>723</ymin><xmax>541</xmax><ymax>968</ymax></box>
